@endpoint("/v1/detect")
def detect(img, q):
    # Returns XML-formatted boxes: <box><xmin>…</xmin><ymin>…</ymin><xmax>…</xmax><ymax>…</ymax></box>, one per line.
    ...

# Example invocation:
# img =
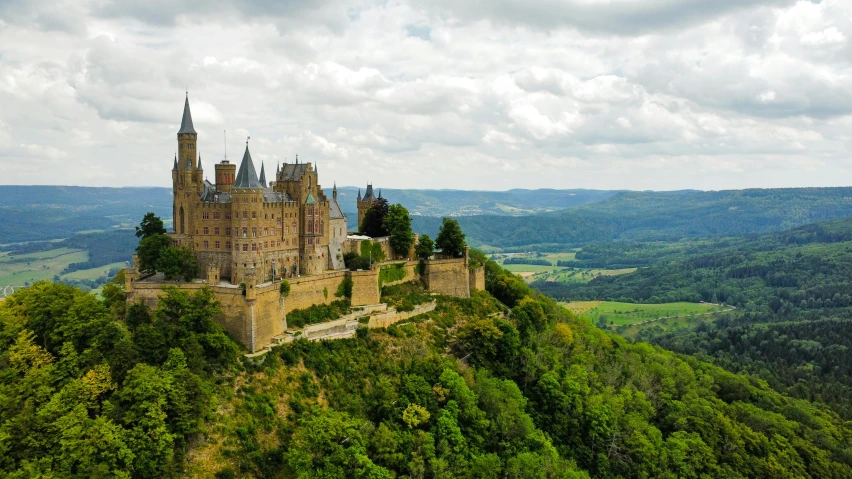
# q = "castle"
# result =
<box><xmin>170</xmin><ymin>95</ymin><xmax>348</xmax><ymax>285</ymax></box>
<box><xmin>124</xmin><ymin>95</ymin><xmax>482</xmax><ymax>353</ymax></box>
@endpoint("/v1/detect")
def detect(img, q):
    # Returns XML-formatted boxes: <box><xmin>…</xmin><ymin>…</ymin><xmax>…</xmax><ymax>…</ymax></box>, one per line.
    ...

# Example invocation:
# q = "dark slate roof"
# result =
<box><xmin>197</xmin><ymin>153</ymin><xmax>202</xmax><ymax>170</ymax></box>
<box><xmin>178</xmin><ymin>95</ymin><xmax>197</xmax><ymax>134</ymax></box>
<box><xmin>233</xmin><ymin>145</ymin><xmax>263</xmax><ymax>189</ymax></box>
<box><xmin>363</xmin><ymin>184</ymin><xmax>375</xmax><ymax>201</ymax></box>
<box><xmin>329</xmin><ymin>197</ymin><xmax>345</xmax><ymax>219</ymax></box>
<box><xmin>258</xmin><ymin>162</ymin><xmax>266</xmax><ymax>186</ymax></box>
<box><xmin>279</xmin><ymin>163</ymin><xmax>310</xmax><ymax>181</ymax></box>
<box><xmin>173</xmin><ymin>154</ymin><xmax>178</xmax><ymax>170</ymax></box>
<box><xmin>201</xmin><ymin>180</ymin><xmax>232</xmax><ymax>203</ymax></box>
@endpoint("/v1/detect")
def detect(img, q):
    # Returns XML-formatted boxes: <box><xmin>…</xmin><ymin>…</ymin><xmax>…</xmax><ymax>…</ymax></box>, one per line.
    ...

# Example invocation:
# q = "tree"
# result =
<box><xmin>136</xmin><ymin>234</ymin><xmax>172</xmax><ymax>274</ymax></box>
<box><xmin>384</xmin><ymin>204</ymin><xmax>414</xmax><ymax>258</ymax></box>
<box><xmin>415</xmin><ymin>234</ymin><xmax>435</xmax><ymax>260</ymax></box>
<box><xmin>136</xmin><ymin>213</ymin><xmax>166</xmax><ymax>239</ymax></box>
<box><xmin>155</xmin><ymin>247</ymin><xmax>199</xmax><ymax>282</ymax></box>
<box><xmin>436</xmin><ymin>217</ymin><xmax>466</xmax><ymax>258</ymax></box>
<box><xmin>361</xmin><ymin>197</ymin><xmax>390</xmax><ymax>237</ymax></box>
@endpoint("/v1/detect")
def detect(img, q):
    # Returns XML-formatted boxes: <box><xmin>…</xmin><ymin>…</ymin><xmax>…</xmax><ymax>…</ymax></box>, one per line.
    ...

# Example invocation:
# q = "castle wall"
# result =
<box><xmin>349</xmin><ymin>269</ymin><xmax>381</xmax><ymax>305</ymax></box>
<box><xmin>424</xmin><ymin>258</ymin><xmax>470</xmax><ymax>298</ymax></box>
<box><xmin>379</xmin><ymin>261</ymin><xmax>420</xmax><ymax>289</ymax></box>
<box><xmin>287</xmin><ymin>272</ymin><xmax>349</xmax><ymax>310</ymax></box>
<box><xmin>469</xmin><ymin>265</ymin><xmax>485</xmax><ymax>291</ymax></box>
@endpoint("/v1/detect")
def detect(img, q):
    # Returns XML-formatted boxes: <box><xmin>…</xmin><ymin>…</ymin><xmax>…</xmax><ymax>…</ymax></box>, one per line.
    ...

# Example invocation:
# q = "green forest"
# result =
<box><xmin>534</xmin><ymin>217</ymin><xmax>852</xmax><ymax>421</ymax></box>
<box><xmin>2</xmin><ymin>252</ymin><xmax>852</xmax><ymax>477</ymax></box>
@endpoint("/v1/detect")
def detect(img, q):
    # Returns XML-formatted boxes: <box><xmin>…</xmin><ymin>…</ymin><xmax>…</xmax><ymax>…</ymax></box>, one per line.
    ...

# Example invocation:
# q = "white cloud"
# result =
<box><xmin>0</xmin><ymin>0</ymin><xmax>851</xmax><ymax>191</ymax></box>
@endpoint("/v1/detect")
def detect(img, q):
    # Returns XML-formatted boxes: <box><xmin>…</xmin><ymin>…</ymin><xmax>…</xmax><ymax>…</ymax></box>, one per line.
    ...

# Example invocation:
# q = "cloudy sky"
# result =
<box><xmin>1</xmin><ymin>0</ymin><xmax>851</xmax><ymax>191</ymax></box>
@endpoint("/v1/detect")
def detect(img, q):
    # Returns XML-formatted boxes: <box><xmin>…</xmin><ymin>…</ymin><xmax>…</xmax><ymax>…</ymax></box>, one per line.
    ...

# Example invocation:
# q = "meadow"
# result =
<box><xmin>0</xmin><ymin>248</ymin><xmax>89</xmax><ymax>288</ymax></box>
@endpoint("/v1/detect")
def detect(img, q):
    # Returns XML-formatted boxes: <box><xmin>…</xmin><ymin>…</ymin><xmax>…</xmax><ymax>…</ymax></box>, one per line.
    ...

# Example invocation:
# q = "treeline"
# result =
<box><xmin>5</xmin><ymin>229</ymin><xmax>138</xmax><ymax>275</ymax></box>
<box><xmin>411</xmin><ymin>187</ymin><xmax>852</xmax><ymax>248</ymax></box>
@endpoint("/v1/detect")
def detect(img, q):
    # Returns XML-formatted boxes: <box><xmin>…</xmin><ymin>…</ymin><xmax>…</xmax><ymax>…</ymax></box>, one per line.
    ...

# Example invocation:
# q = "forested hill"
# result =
<box><xmin>412</xmin><ymin>187</ymin><xmax>852</xmax><ymax>249</ymax></box>
<box><xmin>533</xmin><ymin>217</ymin><xmax>852</xmax><ymax>419</ymax></box>
<box><xmin>2</xmin><ymin>257</ymin><xmax>852</xmax><ymax>477</ymax></box>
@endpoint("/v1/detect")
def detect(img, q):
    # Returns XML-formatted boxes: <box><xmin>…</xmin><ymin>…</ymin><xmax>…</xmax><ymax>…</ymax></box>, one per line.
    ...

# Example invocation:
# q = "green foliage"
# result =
<box><xmin>135</xmin><ymin>212</ymin><xmax>167</xmax><ymax>239</ymax></box>
<box><xmin>505</xmin><ymin>258</ymin><xmax>552</xmax><ymax>266</ymax></box>
<box><xmin>381</xmin><ymin>282</ymin><xmax>432</xmax><ymax>313</ymax></box>
<box><xmin>415</xmin><ymin>234</ymin><xmax>435</xmax><ymax>259</ymax></box>
<box><xmin>379</xmin><ymin>263</ymin><xmax>407</xmax><ymax>289</ymax></box>
<box><xmin>135</xmin><ymin>234</ymin><xmax>172</xmax><ymax>274</ymax></box>
<box><xmin>384</xmin><ymin>204</ymin><xmax>414</xmax><ymax>258</ymax></box>
<box><xmin>279</xmin><ymin>279</ymin><xmax>291</xmax><ymax>297</ymax></box>
<box><xmin>436</xmin><ymin>217</ymin><xmax>466</xmax><ymax>258</ymax></box>
<box><xmin>0</xmin><ymin>282</ymin><xmax>239</xmax><ymax>477</ymax></box>
<box><xmin>468</xmin><ymin>247</ymin><xmax>487</xmax><ymax>270</ymax></box>
<box><xmin>336</xmin><ymin>277</ymin><xmax>354</xmax><ymax>298</ymax></box>
<box><xmin>361</xmin><ymin>197</ymin><xmax>390</xmax><ymax>237</ymax></box>
<box><xmin>155</xmin><ymin>246</ymin><xmax>200</xmax><ymax>282</ymax></box>
<box><xmin>286</xmin><ymin>300</ymin><xmax>352</xmax><ymax>329</ymax></box>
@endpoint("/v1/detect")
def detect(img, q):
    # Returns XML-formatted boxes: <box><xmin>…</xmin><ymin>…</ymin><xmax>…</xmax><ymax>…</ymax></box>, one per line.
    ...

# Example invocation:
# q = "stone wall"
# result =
<box><xmin>423</xmin><ymin>258</ymin><xmax>470</xmax><ymax>298</ymax></box>
<box><xmin>379</xmin><ymin>261</ymin><xmax>420</xmax><ymax>289</ymax></box>
<box><xmin>349</xmin><ymin>269</ymin><xmax>381</xmax><ymax>305</ymax></box>
<box><xmin>469</xmin><ymin>266</ymin><xmax>485</xmax><ymax>291</ymax></box>
<box><xmin>287</xmin><ymin>272</ymin><xmax>348</xmax><ymax>311</ymax></box>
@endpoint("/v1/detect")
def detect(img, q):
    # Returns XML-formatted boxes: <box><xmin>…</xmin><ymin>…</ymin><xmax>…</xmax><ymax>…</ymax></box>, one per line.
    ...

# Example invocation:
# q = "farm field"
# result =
<box><xmin>0</xmin><ymin>248</ymin><xmax>88</xmax><ymax>288</ymax></box>
<box><xmin>560</xmin><ymin>300</ymin><xmax>727</xmax><ymax>327</ymax></box>
<box><xmin>61</xmin><ymin>261</ymin><xmax>126</xmax><ymax>281</ymax></box>
<box><xmin>502</xmin><ymin>264</ymin><xmax>567</xmax><ymax>274</ymax></box>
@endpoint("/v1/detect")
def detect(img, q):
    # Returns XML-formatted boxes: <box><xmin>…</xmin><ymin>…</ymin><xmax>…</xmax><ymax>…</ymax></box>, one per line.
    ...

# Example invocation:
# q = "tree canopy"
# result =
<box><xmin>361</xmin><ymin>197</ymin><xmax>390</xmax><ymax>237</ymax></box>
<box><xmin>383</xmin><ymin>204</ymin><xmax>414</xmax><ymax>259</ymax></box>
<box><xmin>436</xmin><ymin>217</ymin><xmax>466</xmax><ymax>258</ymax></box>
<box><xmin>135</xmin><ymin>212</ymin><xmax>167</xmax><ymax>239</ymax></box>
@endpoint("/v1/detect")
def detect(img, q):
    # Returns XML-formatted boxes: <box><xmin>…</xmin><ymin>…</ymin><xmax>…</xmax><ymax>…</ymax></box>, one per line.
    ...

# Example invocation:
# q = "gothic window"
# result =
<box><xmin>179</xmin><ymin>207</ymin><xmax>185</xmax><ymax>234</ymax></box>
<box><xmin>265</xmin><ymin>241</ymin><xmax>268</xmax><ymax>248</ymax></box>
<box><xmin>286</xmin><ymin>225</ymin><xmax>289</xmax><ymax>234</ymax></box>
<box><xmin>252</xmin><ymin>228</ymin><xmax>257</xmax><ymax>237</ymax></box>
<box><xmin>292</xmin><ymin>222</ymin><xmax>297</xmax><ymax>233</ymax></box>
<box><xmin>265</xmin><ymin>214</ymin><xmax>268</xmax><ymax>220</ymax></box>
<box><xmin>308</xmin><ymin>237</ymin><xmax>313</xmax><ymax>245</ymax></box>
<box><xmin>242</xmin><ymin>211</ymin><xmax>247</xmax><ymax>219</ymax></box>
<box><xmin>242</xmin><ymin>228</ymin><xmax>247</xmax><ymax>238</ymax></box>
<box><xmin>308</xmin><ymin>220</ymin><xmax>313</xmax><ymax>233</ymax></box>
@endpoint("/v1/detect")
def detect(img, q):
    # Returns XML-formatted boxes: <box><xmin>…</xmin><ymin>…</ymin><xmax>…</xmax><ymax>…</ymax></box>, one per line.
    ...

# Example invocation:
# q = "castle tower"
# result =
<box><xmin>230</xmin><ymin>143</ymin><xmax>265</xmax><ymax>285</ymax></box>
<box><xmin>215</xmin><ymin>160</ymin><xmax>236</xmax><ymax>192</ymax></box>
<box><xmin>357</xmin><ymin>183</ymin><xmax>377</xmax><ymax>232</ymax></box>
<box><xmin>173</xmin><ymin>95</ymin><xmax>199</xmax><ymax>236</ymax></box>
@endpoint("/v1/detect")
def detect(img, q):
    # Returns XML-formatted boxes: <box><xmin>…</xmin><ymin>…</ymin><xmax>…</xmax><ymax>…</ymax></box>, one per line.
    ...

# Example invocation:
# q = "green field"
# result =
<box><xmin>61</xmin><ymin>261</ymin><xmax>126</xmax><ymax>281</ymax></box>
<box><xmin>545</xmin><ymin>268</ymin><xmax>637</xmax><ymax>283</ymax></box>
<box><xmin>502</xmin><ymin>264</ymin><xmax>566</xmax><ymax>274</ymax></box>
<box><xmin>561</xmin><ymin>300</ymin><xmax>727</xmax><ymax>327</ymax></box>
<box><xmin>0</xmin><ymin>248</ymin><xmax>89</xmax><ymax>287</ymax></box>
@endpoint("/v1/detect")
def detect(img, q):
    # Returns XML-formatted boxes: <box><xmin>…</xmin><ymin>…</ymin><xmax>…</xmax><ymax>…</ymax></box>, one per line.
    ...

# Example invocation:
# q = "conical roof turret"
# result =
<box><xmin>363</xmin><ymin>183</ymin><xmax>375</xmax><ymax>201</ymax></box>
<box><xmin>259</xmin><ymin>162</ymin><xmax>267</xmax><ymax>186</ymax></box>
<box><xmin>173</xmin><ymin>153</ymin><xmax>178</xmax><ymax>170</ymax></box>
<box><xmin>233</xmin><ymin>144</ymin><xmax>262</xmax><ymax>189</ymax></box>
<box><xmin>178</xmin><ymin>94</ymin><xmax>197</xmax><ymax>134</ymax></box>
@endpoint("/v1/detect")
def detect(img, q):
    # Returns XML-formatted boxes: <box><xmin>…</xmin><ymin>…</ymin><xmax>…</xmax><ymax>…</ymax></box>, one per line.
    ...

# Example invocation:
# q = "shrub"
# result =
<box><xmin>279</xmin><ymin>280</ymin><xmax>291</xmax><ymax>297</ymax></box>
<box><xmin>286</xmin><ymin>300</ymin><xmax>352</xmax><ymax>328</ymax></box>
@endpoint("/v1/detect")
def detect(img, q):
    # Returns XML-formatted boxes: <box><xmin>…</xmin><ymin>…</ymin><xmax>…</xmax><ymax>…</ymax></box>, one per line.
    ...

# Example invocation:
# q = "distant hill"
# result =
<box><xmin>0</xmin><ymin>185</ymin><xmax>617</xmax><ymax>244</ymax></box>
<box><xmin>411</xmin><ymin>187</ymin><xmax>852</xmax><ymax>250</ymax></box>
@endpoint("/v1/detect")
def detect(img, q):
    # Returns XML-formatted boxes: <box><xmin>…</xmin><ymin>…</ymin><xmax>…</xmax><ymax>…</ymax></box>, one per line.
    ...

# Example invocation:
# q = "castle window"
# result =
<box><xmin>265</xmin><ymin>214</ymin><xmax>268</xmax><ymax>220</ymax></box>
<box><xmin>265</xmin><ymin>241</ymin><xmax>268</xmax><ymax>248</ymax></box>
<box><xmin>308</xmin><ymin>238</ymin><xmax>313</xmax><ymax>245</ymax></box>
<box><xmin>252</xmin><ymin>212</ymin><xmax>257</xmax><ymax>219</ymax></box>
<box><xmin>215</xmin><ymin>241</ymin><xmax>220</xmax><ymax>249</ymax></box>
<box><xmin>225</xmin><ymin>227</ymin><xmax>231</xmax><ymax>236</ymax></box>
<box><xmin>277</xmin><ymin>240</ymin><xmax>281</xmax><ymax>247</ymax></box>
<box><xmin>285</xmin><ymin>225</ymin><xmax>289</xmax><ymax>234</ymax></box>
<box><xmin>252</xmin><ymin>243</ymin><xmax>257</xmax><ymax>252</ymax></box>
<box><xmin>203</xmin><ymin>227</ymin><xmax>209</xmax><ymax>235</ymax></box>
<box><xmin>226</xmin><ymin>241</ymin><xmax>231</xmax><ymax>249</ymax></box>
<box><xmin>264</xmin><ymin>227</ymin><xmax>269</xmax><ymax>236</ymax></box>
<box><xmin>242</xmin><ymin>228</ymin><xmax>247</xmax><ymax>238</ymax></box>
<box><xmin>214</xmin><ymin>227</ymin><xmax>220</xmax><ymax>235</ymax></box>
<box><xmin>202</xmin><ymin>212</ymin><xmax>209</xmax><ymax>220</ymax></box>
<box><xmin>308</xmin><ymin>220</ymin><xmax>313</xmax><ymax>233</ymax></box>
<box><xmin>292</xmin><ymin>222</ymin><xmax>297</xmax><ymax>233</ymax></box>
<box><xmin>277</xmin><ymin>218</ymin><xmax>281</xmax><ymax>225</ymax></box>
<box><xmin>242</xmin><ymin>244</ymin><xmax>248</xmax><ymax>252</ymax></box>
<box><xmin>242</xmin><ymin>211</ymin><xmax>247</xmax><ymax>219</ymax></box>
<box><xmin>320</xmin><ymin>221</ymin><xmax>324</xmax><ymax>234</ymax></box>
<box><xmin>252</xmin><ymin>228</ymin><xmax>257</xmax><ymax>237</ymax></box>
<box><xmin>225</xmin><ymin>213</ymin><xmax>232</xmax><ymax>220</ymax></box>
<box><xmin>214</xmin><ymin>212</ymin><xmax>221</xmax><ymax>220</ymax></box>
<box><xmin>204</xmin><ymin>240</ymin><xmax>209</xmax><ymax>248</ymax></box>
<box><xmin>285</xmin><ymin>239</ymin><xmax>289</xmax><ymax>246</ymax></box>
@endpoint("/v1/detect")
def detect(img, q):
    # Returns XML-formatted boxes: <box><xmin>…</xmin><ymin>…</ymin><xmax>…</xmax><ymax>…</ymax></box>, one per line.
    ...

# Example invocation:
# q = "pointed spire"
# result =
<box><xmin>197</xmin><ymin>153</ymin><xmax>202</xmax><ymax>170</ymax></box>
<box><xmin>233</xmin><ymin>144</ymin><xmax>262</xmax><ymax>189</ymax></box>
<box><xmin>276</xmin><ymin>161</ymin><xmax>280</xmax><ymax>174</ymax></box>
<box><xmin>259</xmin><ymin>162</ymin><xmax>267</xmax><ymax>186</ymax></box>
<box><xmin>178</xmin><ymin>93</ymin><xmax>197</xmax><ymax>134</ymax></box>
<box><xmin>358</xmin><ymin>188</ymin><xmax>362</xmax><ymax>200</ymax></box>
<box><xmin>364</xmin><ymin>183</ymin><xmax>375</xmax><ymax>201</ymax></box>
<box><xmin>314</xmin><ymin>162</ymin><xmax>317</xmax><ymax>174</ymax></box>
<box><xmin>173</xmin><ymin>153</ymin><xmax>178</xmax><ymax>170</ymax></box>
<box><xmin>378</xmin><ymin>189</ymin><xmax>382</xmax><ymax>199</ymax></box>
<box><xmin>333</xmin><ymin>182</ymin><xmax>337</xmax><ymax>199</ymax></box>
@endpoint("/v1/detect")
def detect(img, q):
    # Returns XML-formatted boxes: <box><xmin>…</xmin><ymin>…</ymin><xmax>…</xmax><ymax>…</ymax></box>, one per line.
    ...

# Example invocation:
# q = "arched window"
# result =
<box><xmin>320</xmin><ymin>221</ymin><xmax>324</xmax><ymax>234</ymax></box>
<box><xmin>308</xmin><ymin>220</ymin><xmax>313</xmax><ymax>233</ymax></box>
<box><xmin>292</xmin><ymin>221</ymin><xmax>297</xmax><ymax>233</ymax></box>
<box><xmin>179</xmin><ymin>207</ymin><xmax>185</xmax><ymax>234</ymax></box>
